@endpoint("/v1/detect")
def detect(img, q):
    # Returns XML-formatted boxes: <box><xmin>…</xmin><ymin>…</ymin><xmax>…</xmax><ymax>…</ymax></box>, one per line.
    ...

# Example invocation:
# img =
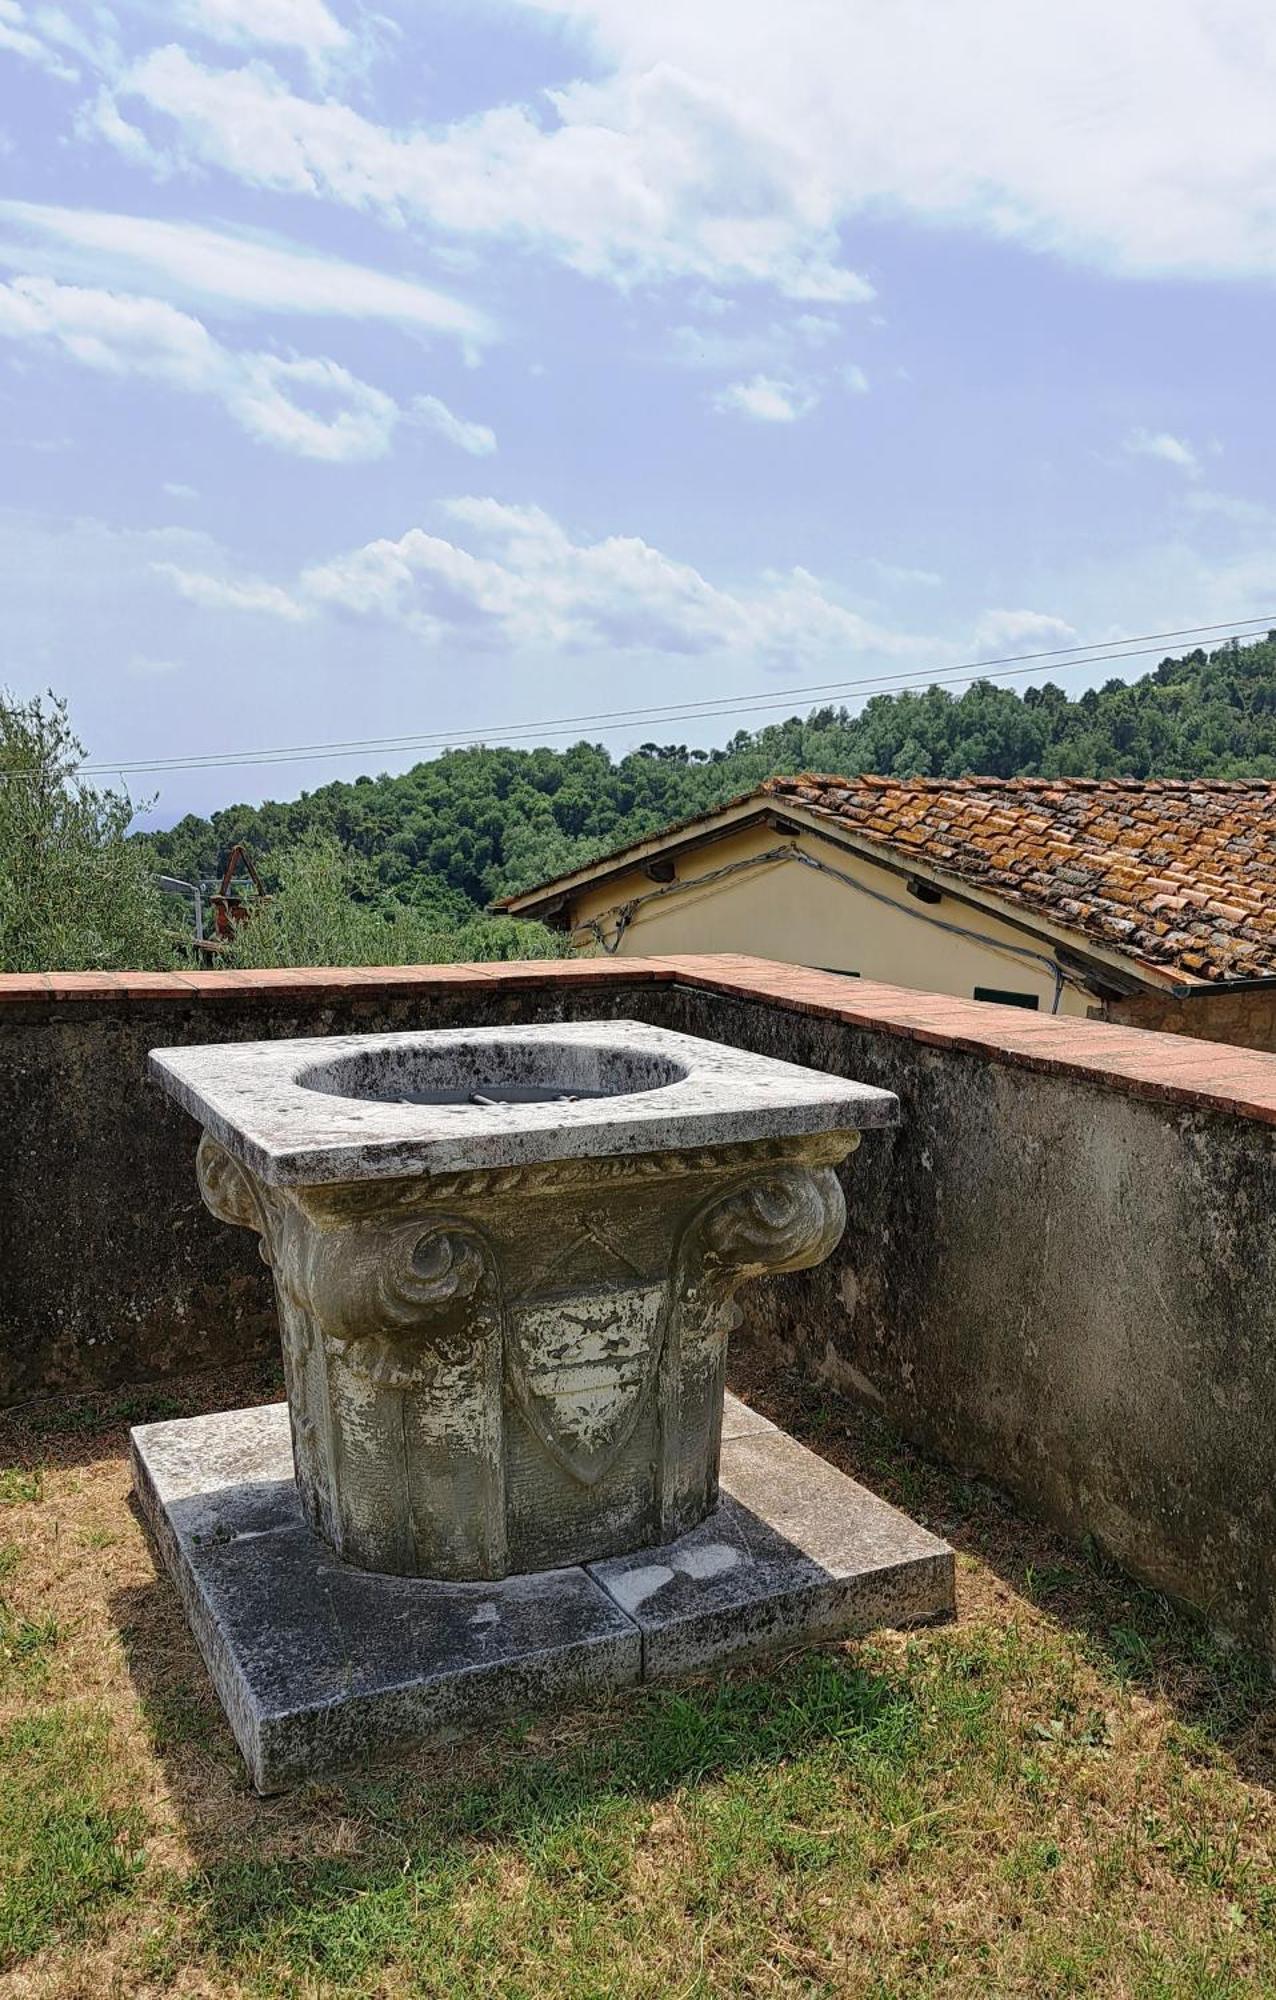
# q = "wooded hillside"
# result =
<box><xmin>145</xmin><ymin>634</ymin><xmax>1276</xmax><ymax>916</ymax></box>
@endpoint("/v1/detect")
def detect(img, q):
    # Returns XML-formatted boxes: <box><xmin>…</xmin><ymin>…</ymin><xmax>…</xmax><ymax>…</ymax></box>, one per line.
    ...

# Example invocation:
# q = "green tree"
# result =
<box><xmin>0</xmin><ymin>690</ymin><xmax>174</xmax><ymax>973</ymax></box>
<box><xmin>141</xmin><ymin>629</ymin><xmax>1276</xmax><ymax>915</ymax></box>
<box><xmin>219</xmin><ymin>835</ymin><xmax>567</xmax><ymax>969</ymax></box>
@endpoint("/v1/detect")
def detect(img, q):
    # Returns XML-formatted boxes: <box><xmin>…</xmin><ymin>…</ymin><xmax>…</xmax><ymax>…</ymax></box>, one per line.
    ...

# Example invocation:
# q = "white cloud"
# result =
<box><xmin>868</xmin><ymin>558</ymin><xmax>942</xmax><ymax>589</ymax></box>
<box><xmin>231</xmin><ymin>349</ymin><xmax>397</xmax><ymax>459</ymax></box>
<box><xmin>174</xmin><ymin>0</ymin><xmax>348</xmax><ymax>56</ymax></box>
<box><xmin>972</xmin><ymin>608</ymin><xmax>1079</xmax><ymax>659</ymax></box>
<box><xmin>109</xmin><ymin>44</ymin><xmax>873</xmax><ymax>302</ymax></box>
<box><xmin>671</xmin><ymin>314</ymin><xmax>856</xmax><ymax>410</ymax></box>
<box><xmin>410</xmin><ymin>393</ymin><xmax>497</xmax><ymax>456</ymax></box>
<box><xmin>74</xmin><ymin>88</ymin><xmax>170</xmax><ymax>171</ymax></box>
<box><xmin>154</xmin><ymin>561</ymin><xmax>310</xmax><ymax>619</ymax></box>
<box><xmin>157</xmin><ymin>494</ymin><xmax>935</xmax><ymax>673</ymax></box>
<box><xmin>0</xmin><ymin>2</ymin><xmax>118</xmax><ymax>79</ymax></box>
<box><xmin>0</xmin><ymin>1</ymin><xmax>76</xmax><ymax>79</ymax></box>
<box><xmin>89</xmin><ymin>3</ymin><xmax>1276</xmax><ymax>302</ymax></box>
<box><xmin>712</xmin><ymin>373</ymin><xmax>815</xmax><ymax>422</ymax></box>
<box><xmin>0</xmin><ymin>274</ymin><xmax>398</xmax><ymax>460</ymax></box>
<box><xmin>1124</xmin><ymin>427</ymin><xmax>1200</xmax><ymax>474</ymax></box>
<box><xmin>163</xmin><ymin>480</ymin><xmax>198</xmax><ymax>498</ymax></box>
<box><xmin>669</xmin><ymin>313</ymin><xmax>850</xmax><ymax>375</ymax></box>
<box><xmin>0</xmin><ymin>202</ymin><xmax>490</xmax><ymax>344</ymax></box>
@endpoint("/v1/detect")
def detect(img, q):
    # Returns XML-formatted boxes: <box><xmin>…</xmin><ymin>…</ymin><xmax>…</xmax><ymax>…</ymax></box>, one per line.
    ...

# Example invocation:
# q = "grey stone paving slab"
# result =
<box><xmin>148</xmin><ymin>1018</ymin><xmax>897</xmax><ymax>1183</ymax></box>
<box><xmin>132</xmin><ymin>1396</ymin><xmax>953</xmax><ymax>1791</ymax></box>
<box><xmin>588</xmin><ymin>1425</ymin><xmax>955</xmax><ymax>1680</ymax></box>
<box><xmin>132</xmin><ymin>1404</ymin><xmax>642</xmax><ymax>1792</ymax></box>
<box><xmin>719</xmin><ymin>1390</ymin><xmax>782</xmax><ymax>1442</ymax></box>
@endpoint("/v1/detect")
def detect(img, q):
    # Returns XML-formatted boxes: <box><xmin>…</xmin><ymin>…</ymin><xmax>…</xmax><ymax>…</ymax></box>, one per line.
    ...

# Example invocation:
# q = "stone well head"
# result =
<box><xmin>295</xmin><ymin>1030</ymin><xmax>686</xmax><ymax>1109</ymax></box>
<box><xmin>151</xmin><ymin>1021</ymin><xmax>897</xmax><ymax>1582</ymax></box>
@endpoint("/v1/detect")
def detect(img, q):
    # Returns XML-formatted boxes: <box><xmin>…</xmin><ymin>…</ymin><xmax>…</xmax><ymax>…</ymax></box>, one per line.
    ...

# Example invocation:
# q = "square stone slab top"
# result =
<box><xmin>131</xmin><ymin>1392</ymin><xmax>953</xmax><ymax>1792</ymax></box>
<box><xmin>147</xmin><ymin>1018</ymin><xmax>899</xmax><ymax>1185</ymax></box>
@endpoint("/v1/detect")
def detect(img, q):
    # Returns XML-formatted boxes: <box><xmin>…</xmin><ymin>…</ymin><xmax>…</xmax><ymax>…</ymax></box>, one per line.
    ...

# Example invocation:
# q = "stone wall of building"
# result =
<box><xmin>5</xmin><ymin>955</ymin><xmax>1276</xmax><ymax>1658</ymax></box>
<box><xmin>1106</xmin><ymin>984</ymin><xmax>1276</xmax><ymax>1053</ymax></box>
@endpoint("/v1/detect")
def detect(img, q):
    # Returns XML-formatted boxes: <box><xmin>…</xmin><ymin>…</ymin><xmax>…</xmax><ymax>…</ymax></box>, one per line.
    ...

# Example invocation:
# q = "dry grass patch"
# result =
<box><xmin>0</xmin><ymin>1350</ymin><xmax>1274</xmax><ymax>1997</ymax></box>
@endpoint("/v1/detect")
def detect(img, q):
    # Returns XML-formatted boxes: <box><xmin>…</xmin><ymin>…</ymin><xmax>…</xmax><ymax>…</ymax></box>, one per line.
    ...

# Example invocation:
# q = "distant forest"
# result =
<box><xmin>145</xmin><ymin>633</ymin><xmax>1276</xmax><ymax>919</ymax></box>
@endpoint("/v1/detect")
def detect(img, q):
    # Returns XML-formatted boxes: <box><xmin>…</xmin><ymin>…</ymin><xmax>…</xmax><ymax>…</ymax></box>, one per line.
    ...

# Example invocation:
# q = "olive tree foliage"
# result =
<box><xmin>0</xmin><ymin>690</ymin><xmax>175</xmax><ymax>973</ymax></box>
<box><xmin>218</xmin><ymin>835</ymin><xmax>569</xmax><ymax>969</ymax></box>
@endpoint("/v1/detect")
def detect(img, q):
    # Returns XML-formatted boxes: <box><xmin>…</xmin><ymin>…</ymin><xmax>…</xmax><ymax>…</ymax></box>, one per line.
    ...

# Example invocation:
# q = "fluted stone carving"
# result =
<box><xmin>196</xmin><ymin>1128</ymin><xmax>858</xmax><ymax>1579</ymax></box>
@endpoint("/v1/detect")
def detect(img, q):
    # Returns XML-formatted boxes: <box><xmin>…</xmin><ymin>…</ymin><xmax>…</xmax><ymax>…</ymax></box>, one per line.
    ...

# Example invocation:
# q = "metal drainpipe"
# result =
<box><xmin>157</xmin><ymin>874</ymin><xmax>205</xmax><ymax>944</ymax></box>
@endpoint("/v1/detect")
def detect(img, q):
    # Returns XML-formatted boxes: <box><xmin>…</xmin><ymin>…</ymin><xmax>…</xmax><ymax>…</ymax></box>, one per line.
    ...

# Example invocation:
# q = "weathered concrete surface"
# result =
<box><xmin>132</xmin><ymin>1391</ymin><xmax>953</xmax><ymax>1790</ymax></box>
<box><xmin>153</xmin><ymin>1022</ymin><xmax>882</xmax><ymax>1578</ymax></box>
<box><xmin>662</xmin><ymin>985</ymin><xmax>1276</xmax><ymax>1661</ymax></box>
<box><xmin>131</xmin><ymin>1399</ymin><xmax>641</xmax><ymax>1793</ymax></box>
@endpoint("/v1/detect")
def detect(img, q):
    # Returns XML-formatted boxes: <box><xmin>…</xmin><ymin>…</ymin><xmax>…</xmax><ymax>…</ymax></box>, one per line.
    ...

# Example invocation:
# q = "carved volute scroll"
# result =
<box><xmin>653</xmin><ymin>1141</ymin><xmax>857</xmax><ymax>1541</ymax></box>
<box><xmin>196</xmin><ymin>1133</ymin><xmax>276</xmax><ymax>1261</ymax></box>
<box><xmin>679</xmin><ymin>1143</ymin><xmax>856</xmax><ymax>1341</ymax></box>
<box><xmin>280</xmin><ymin>1203</ymin><xmax>496</xmax><ymax>1388</ymax></box>
<box><xmin>698</xmin><ymin>1160</ymin><xmax>850</xmax><ymax>1284</ymax></box>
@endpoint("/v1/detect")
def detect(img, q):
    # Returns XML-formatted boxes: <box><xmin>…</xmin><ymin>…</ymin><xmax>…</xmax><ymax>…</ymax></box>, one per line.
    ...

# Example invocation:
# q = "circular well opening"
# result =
<box><xmin>297</xmin><ymin>1039</ymin><xmax>687</xmax><ymax>1109</ymax></box>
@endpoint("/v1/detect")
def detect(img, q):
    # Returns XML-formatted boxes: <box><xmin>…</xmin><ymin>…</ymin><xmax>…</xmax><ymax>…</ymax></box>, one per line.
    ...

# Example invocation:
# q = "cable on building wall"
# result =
<box><xmin>574</xmin><ymin>841</ymin><xmax>1075</xmax><ymax>1012</ymax></box>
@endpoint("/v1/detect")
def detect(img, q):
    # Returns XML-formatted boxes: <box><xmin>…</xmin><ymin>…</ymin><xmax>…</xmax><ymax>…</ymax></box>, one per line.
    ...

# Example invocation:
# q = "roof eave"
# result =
<box><xmin>490</xmin><ymin>791</ymin><xmax>778</xmax><ymax>916</ymax></box>
<box><xmin>727</xmin><ymin>801</ymin><xmax>1197</xmax><ymax>996</ymax></box>
<box><xmin>491</xmin><ymin>783</ymin><xmax>1269</xmax><ymax>993</ymax></box>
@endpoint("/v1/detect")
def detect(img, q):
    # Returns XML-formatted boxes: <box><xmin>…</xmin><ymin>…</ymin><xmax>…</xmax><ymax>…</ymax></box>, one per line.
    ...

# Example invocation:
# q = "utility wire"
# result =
<box><xmin>73</xmin><ymin>612</ymin><xmax>1276</xmax><ymax>776</ymax></box>
<box><xmin>4</xmin><ymin>612</ymin><xmax>1274</xmax><ymax>783</ymax></box>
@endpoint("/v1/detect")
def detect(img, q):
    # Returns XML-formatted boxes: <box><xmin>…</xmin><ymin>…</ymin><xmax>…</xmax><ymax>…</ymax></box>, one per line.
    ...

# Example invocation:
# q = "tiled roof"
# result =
<box><xmin>763</xmin><ymin>775</ymin><xmax>1276</xmax><ymax>983</ymax></box>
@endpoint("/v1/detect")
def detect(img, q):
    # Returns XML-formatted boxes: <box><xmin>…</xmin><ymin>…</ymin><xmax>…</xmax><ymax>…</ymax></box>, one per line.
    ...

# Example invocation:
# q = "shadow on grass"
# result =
<box><xmin>112</xmin><ymin>1559</ymin><xmax>933</xmax><ymax>1988</ymax></box>
<box><xmin>732</xmin><ymin>1351</ymin><xmax>1276</xmax><ymax>1794</ymax></box>
<box><xmin>0</xmin><ymin>1356</ymin><xmax>285</xmax><ymax>1473</ymax></box>
<box><xmin>86</xmin><ymin>1346</ymin><xmax>1276</xmax><ymax>1988</ymax></box>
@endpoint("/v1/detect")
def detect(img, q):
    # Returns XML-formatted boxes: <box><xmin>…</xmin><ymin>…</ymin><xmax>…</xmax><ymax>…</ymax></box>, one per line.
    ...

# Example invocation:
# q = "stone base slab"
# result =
<box><xmin>131</xmin><ymin>1395</ymin><xmax>955</xmax><ymax>1792</ymax></box>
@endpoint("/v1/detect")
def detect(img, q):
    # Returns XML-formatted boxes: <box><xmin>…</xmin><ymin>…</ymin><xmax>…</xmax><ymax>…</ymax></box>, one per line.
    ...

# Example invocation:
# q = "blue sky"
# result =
<box><xmin>2</xmin><ymin>0</ymin><xmax>1275</xmax><ymax>821</ymax></box>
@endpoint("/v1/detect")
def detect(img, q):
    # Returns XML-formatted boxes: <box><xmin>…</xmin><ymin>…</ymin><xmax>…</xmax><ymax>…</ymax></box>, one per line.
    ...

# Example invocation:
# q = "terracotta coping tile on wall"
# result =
<box><xmin>39</xmin><ymin>971</ymin><xmax>139</xmax><ymax>1002</ymax></box>
<box><xmin>113</xmin><ymin>971</ymin><xmax>207</xmax><ymax>998</ymax></box>
<box><xmin>0</xmin><ymin>971</ymin><xmax>55</xmax><ymax>997</ymax></box>
<box><xmin>6</xmin><ymin>952</ymin><xmax>1276</xmax><ymax>1127</ymax></box>
<box><xmin>656</xmin><ymin>955</ymin><xmax>1276</xmax><ymax>1125</ymax></box>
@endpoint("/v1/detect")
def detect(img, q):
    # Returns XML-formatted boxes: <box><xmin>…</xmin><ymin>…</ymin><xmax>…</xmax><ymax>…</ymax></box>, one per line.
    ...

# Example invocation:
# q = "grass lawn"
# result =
<box><xmin>1</xmin><ymin>1346</ymin><xmax>1275</xmax><ymax>1998</ymax></box>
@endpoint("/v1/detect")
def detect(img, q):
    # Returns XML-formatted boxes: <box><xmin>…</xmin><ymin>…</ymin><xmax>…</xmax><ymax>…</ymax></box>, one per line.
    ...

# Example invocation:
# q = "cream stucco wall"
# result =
<box><xmin>564</xmin><ymin>823</ymin><xmax>1099</xmax><ymax>1015</ymax></box>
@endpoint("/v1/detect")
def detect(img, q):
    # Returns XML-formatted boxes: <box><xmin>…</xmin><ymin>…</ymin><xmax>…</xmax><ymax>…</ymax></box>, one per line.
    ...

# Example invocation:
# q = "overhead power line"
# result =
<box><xmin>5</xmin><ymin>612</ymin><xmax>1275</xmax><ymax>784</ymax></box>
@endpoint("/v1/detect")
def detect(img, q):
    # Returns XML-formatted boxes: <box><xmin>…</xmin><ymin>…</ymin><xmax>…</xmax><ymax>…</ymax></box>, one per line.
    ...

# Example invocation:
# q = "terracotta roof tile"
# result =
<box><xmin>762</xmin><ymin>774</ymin><xmax>1276</xmax><ymax>983</ymax></box>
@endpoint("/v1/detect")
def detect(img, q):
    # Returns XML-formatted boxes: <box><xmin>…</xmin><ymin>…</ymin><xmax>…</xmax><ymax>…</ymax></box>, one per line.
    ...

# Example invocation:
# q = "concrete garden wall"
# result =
<box><xmin>4</xmin><ymin>955</ymin><xmax>1276</xmax><ymax>1658</ymax></box>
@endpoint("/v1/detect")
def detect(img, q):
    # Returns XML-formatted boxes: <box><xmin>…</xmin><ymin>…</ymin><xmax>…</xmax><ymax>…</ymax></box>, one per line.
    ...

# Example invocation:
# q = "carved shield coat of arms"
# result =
<box><xmin>503</xmin><ymin>1210</ymin><xmax>671</xmax><ymax>1487</ymax></box>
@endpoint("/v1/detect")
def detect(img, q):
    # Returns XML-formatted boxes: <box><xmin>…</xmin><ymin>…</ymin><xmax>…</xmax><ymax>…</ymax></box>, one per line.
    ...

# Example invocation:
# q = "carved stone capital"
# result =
<box><xmin>191</xmin><ymin>1128</ymin><xmax>859</xmax><ymax>1580</ymax></box>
